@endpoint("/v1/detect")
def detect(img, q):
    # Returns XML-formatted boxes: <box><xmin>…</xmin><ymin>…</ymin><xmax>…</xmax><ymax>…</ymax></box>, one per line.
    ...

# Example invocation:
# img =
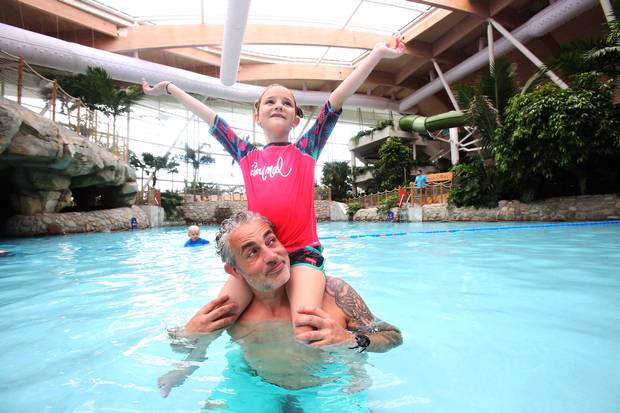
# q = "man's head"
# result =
<box><xmin>187</xmin><ymin>225</ymin><xmax>200</xmax><ymax>241</ymax></box>
<box><xmin>215</xmin><ymin>212</ymin><xmax>290</xmax><ymax>293</ymax></box>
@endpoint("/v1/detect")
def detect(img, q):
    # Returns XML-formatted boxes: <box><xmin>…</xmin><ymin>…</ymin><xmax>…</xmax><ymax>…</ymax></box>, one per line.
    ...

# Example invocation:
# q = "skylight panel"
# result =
<box><xmin>242</xmin><ymin>45</ymin><xmax>329</xmax><ymax>63</ymax></box>
<box><xmin>347</xmin><ymin>1</ymin><xmax>425</xmax><ymax>34</ymax></box>
<box><xmin>93</xmin><ymin>0</ymin><xmax>201</xmax><ymax>21</ymax></box>
<box><xmin>321</xmin><ymin>47</ymin><xmax>367</xmax><ymax>64</ymax></box>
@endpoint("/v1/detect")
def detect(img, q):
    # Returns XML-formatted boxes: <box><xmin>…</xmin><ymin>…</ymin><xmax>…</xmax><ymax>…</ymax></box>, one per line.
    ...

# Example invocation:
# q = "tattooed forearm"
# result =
<box><xmin>326</xmin><ymin>277</ymin><xmax>374</xmax><ymax>324</ymax></box>
<box><xmin>326</xmin><ymin>277</ymin><xmax>403</xmax><ymax>352</ymax></box>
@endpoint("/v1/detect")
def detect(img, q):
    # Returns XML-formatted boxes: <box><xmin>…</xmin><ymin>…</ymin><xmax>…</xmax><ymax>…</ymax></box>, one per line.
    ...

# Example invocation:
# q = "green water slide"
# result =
<box><xmin>399</xmin><ymin>111</ymin><xmax>466</xmax><ymax>134</ymax></box>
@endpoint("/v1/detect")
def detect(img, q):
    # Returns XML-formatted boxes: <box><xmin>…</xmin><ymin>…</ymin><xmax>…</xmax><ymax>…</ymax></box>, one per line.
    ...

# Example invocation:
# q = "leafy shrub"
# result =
<box><xmin>493</xmin><ymin>73</ymin><xmax>620</xmax><ymax>197</ymax></box>
<box><xmin>376</xmin><ymin>194</ymin><xmax>399</xmax><ymax>215</ymax></box>
<box><xmin>448</xmin><ymin>158</ymin><xmax>501</xmax><ymax>208</ymax></box>
<box><xmin>347</xmin><ymin>202</ymin><xmax>362</xmax><ymax>217</ymax></box>
<box><xmin>160</xmin><ymin>191</ymin><xmax>184</xmax><ymax>220</ymax></box>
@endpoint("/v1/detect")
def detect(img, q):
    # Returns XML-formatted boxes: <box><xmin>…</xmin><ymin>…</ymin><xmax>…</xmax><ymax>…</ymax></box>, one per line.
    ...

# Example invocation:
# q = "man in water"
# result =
<box><xmin>159</xmin><ymin>211</ymin><xmax>402</xmax><ymax>398</ymax></box>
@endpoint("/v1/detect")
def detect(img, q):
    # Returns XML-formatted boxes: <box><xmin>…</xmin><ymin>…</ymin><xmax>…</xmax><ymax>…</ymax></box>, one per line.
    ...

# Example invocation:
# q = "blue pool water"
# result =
<box><xmin>1</xmin><ymin>221</ymin><xmax>619</xmax><ymax>413</ymax></box>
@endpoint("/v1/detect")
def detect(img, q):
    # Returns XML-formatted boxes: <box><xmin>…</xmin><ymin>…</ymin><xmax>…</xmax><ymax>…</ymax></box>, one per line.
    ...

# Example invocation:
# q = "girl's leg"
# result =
<box><xmin>287</xmin><ymin>265</ymin><xmax>326</xmax><ymax>335</ymax></box>
<box><xmin>219</xmin><ymin>275</ymin><xmax>253</xmax><ymax>320</ymax></box>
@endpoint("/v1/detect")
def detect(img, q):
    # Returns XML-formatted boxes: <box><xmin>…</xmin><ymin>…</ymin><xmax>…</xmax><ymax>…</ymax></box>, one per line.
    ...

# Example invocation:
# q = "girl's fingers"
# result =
<box><xmin>200</xmin><ymin>295</ymin><xmax>230</xmax><ymax>314</ymax></box>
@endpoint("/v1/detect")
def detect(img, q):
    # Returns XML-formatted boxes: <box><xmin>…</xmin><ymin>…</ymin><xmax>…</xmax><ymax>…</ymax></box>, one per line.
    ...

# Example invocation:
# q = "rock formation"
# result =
<box><xmin>0</xmin><ymin>97</ymin><xmax>138</xmax><ymax>216</ymax></box>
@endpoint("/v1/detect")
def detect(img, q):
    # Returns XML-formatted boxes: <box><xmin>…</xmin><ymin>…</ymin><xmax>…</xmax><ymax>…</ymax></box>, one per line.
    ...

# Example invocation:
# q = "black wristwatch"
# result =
<box><xmin>349</xmin><ymin>333</ymin><xmax>371</xmax><ymax>352</ymax></box>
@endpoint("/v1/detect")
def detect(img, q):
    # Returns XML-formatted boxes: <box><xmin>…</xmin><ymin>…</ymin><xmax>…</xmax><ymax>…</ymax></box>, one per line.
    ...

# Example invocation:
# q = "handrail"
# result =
<box><xmin>347</xmin><ymin>172</ymin><xmax>453</xmax><ymax>208</ymax></box>
<box><xmin>0</xmin><ymin>50</ymin><xmax>128</xmax><ymax>162</ymax></box>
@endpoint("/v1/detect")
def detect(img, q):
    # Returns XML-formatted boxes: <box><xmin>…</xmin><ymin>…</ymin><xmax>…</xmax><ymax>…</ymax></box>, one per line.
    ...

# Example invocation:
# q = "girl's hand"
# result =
<box><xmin>374</xmin><ymin>35</ymin><xmax>406</xmax><ymax>60</ymax></box>
<box><xmin>294</xmin><ymin>307</ymin><xmax>354</xmax><ymax>349</ymax></box>
<box><xmin>141</xmin><ymin>78</ymin><xmax>170</xmax><ymax>96</ymax></box>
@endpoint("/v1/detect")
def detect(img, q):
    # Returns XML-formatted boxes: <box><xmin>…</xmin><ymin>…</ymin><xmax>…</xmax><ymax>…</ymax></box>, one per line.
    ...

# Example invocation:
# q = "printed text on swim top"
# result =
<box><xmin>250</xmin><ymin>157</ymin><xmax>292</xmax><ymax>181</ymax></box>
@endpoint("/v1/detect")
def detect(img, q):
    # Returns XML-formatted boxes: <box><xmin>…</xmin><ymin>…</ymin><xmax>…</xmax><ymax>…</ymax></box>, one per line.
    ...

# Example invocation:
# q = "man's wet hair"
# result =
<box><xmin>215</xmin><ymin>211</ymin><xmax>275</xmax><ymax>267</ymax></box>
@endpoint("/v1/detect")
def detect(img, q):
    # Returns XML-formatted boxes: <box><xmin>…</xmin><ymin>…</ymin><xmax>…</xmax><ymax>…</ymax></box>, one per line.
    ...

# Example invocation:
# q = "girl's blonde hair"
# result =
<box><xmin>254</xmin><ymin>84</ymin><xmax>303</xmax><ymax>118</ymax></box>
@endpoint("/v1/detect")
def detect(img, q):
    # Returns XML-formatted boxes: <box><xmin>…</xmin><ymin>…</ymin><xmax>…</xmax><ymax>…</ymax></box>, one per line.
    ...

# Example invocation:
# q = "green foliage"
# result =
<box><xmin>347</xmin><ymin>202</ymin><xmax>362</xmax><ymax>216</ymax></box>
<box><xmin>49</xmin><ymin>67</ymin><xmax>143</xmax><ymax>116</ymax></box>
<box><xmin>321</xmin><ymin>161</ymin><xmax>352</xmax><ymax>201</ymax></box>
<box><xmin>479</xmin><ymin>58</ymin><xmax>518</xmax><ymax>115</ymax></box>
<box><xmin>524</xmin><ymin>21</ymin><xmax>620</xmax><ymax>93</ymax></box>
<box><xmin>140</xmin><ymin>152</ymin><xmax>180</xmax><ymax>187</ymax></box>
<box><xmin>376</xmin><ymin>194</ymin><xmax>399</xmax><ymax>215</ymax></box>
<box><xmin>374</xmin><ymin>138</ymin><xmax>414</xmax><ymax>191</ymax></box>
<box><xmin>374</xmin><ymin>119</ymin><xmax>393</xmax><ymax>130</ymax></box>
<box><xmin>448</xmin><ymin>158</ymin><xmax>502</xmax><ymax>208</ymax></box>
<box><xmin>178</xmin><ymin>144</ymin><xmax>215</xmax><ymax>189</ymax></box>
<box><xmin>349</xmin><ymin>119</ymin><xmax>394</xmax><ymax>145</ymax></box>
<box><xmin>160</xmin><ymin>190</ymin><xmax>184</xmax><ymax>220</ymax></box>
<box><xmin>494</xmin><ymin>73</ymin><xmax>620</xmax><ymax>196</ymax></box>
<box><xmin>455</xmin><ymin>58</ymin><xmax>517</xmax><ymax>149</ymax></box>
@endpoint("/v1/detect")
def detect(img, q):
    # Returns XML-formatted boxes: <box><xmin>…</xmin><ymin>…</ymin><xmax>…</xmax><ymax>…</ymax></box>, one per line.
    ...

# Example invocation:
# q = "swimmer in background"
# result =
<box><xmin>184</xmin><ymin>225</ymin><xmax>210</xmax><ymax>247</ymax></box>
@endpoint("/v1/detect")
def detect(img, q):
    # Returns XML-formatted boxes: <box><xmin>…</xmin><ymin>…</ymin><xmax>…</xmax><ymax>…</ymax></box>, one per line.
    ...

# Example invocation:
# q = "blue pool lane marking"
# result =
<box><xmin>321</xmin><ymin>220</ymin><xmax>620</xmax><ymax>241</ymax></box>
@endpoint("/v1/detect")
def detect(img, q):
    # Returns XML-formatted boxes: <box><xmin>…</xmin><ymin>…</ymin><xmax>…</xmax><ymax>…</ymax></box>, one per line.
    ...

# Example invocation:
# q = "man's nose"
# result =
<box><xmin>263</xmin><ymin>247</ymin><xmax>279</xmax><ymax>264</ymax></box>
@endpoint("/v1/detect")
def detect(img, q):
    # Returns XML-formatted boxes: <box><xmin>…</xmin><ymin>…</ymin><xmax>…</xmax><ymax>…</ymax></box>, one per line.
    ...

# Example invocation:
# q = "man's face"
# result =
<box><xmin>227</xmin><ymin>220</ymin><xmax>290</xmax><ymax>292</ymax></box>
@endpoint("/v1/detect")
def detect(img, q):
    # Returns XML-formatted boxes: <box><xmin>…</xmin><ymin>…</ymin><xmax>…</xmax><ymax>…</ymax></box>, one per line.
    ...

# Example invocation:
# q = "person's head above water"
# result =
<box><xmin>253</xmin><ymin>84</ymin><xmax>303</xmax><ymax>144</ymax></box>
<box><xmin>215</xmin><ymin>211</ymin><xmax>291</xmax><ymax>293</ymax></box>
<box><xmin>187</xmin><ymin>225</ymin><xmax>201</xmax><ymax>241</ymax></box>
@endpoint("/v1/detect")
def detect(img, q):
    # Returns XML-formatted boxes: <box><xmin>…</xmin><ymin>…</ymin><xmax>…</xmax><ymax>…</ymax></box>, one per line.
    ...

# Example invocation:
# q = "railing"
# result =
<box><xmin>347</xmin><ymin>172</ymin><xmax>453</xmax><ymax>208</ymax></box>
<box><xmin>0</xmin><ymin>51</ymin><xmax>128</xmax><ymax>162</ymax></box>
<box><xmin>135</xmin><ymin>188</ymin><xmax>161</xmax><ymax>206</ymax></box>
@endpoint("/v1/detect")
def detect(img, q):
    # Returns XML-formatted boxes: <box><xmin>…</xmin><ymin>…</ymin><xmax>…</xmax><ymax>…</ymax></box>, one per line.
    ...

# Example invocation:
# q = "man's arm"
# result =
<box><xmin>325</xmin><ymin>277</ymin><xmax>403</xmax><ymax>353</ymax></box>
<box><xmin>158</xmin><ymin>295</ymin><xmax>238</xmax><ymax>397</ymax></box>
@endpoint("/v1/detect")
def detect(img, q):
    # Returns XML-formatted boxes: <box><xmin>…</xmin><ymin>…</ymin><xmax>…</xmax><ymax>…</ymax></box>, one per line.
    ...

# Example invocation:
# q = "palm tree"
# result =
<box><xmin>456</xmin><ymin>57</ymin><xmax>517</xmax><ymax>151</ymax></box>
<box><xmin>141</xmin><ymin>152</ymin><xmax>179</xmax><ymax>188</ymax></box>
<box><xmin>178</xmin><ymin>144</ymin><xmax>215</xmax><ymax>195</ymax></box>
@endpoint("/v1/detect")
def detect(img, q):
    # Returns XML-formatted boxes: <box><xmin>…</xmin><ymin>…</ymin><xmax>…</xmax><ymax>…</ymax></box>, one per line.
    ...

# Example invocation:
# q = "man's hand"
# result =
<box><xmin>294</xmin><ymin>307</ymin><xmax>355</xmax><ymax>349</ymax></box>
<box><xmin>185</xmin><ymin>295</ymin><xmax>239</xmax><ymax>333</ymax></box>
<box><xmin>158</xmin><ymin>368</ymin><xmax>190</xmax><ymax>398</ymax></box>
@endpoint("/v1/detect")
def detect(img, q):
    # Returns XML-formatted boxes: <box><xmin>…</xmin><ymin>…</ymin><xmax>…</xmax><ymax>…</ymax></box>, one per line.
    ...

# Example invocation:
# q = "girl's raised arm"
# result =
<box><xmin>142</xmin><ymin>79</ymin><xmax>218</xmax><ymax>126</ymax></box>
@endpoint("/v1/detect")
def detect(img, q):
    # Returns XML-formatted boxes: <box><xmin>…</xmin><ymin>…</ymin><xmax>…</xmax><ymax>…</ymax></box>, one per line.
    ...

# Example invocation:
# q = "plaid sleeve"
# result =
<box><xmin>295</xmin><ymin>101</ymin><xmax>342</xmax><ymax>161</ymax></box>
<box><xmin>209</xmin><ymin>115</ymin><xmax>256</xmax><ymax>162</ymax></box>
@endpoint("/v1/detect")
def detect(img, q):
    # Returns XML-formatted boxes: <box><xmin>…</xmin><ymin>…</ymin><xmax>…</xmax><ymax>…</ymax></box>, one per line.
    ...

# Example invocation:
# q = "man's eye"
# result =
<box><xmin>247</xmin><ymin>249</ymin><xmax>257</xmax><ymax>257</ymax></box>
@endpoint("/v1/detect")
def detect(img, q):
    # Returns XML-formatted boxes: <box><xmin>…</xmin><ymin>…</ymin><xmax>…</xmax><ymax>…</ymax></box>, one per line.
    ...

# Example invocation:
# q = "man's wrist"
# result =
<box><xmin>165</xmin><ymin>82</ymin><xmax>173</xmax><ymax>95</ymax></box>
<box><xmin>347</xmin><ymin>331</ymin><xmax>371</xmax><ymax>352</ymax></box>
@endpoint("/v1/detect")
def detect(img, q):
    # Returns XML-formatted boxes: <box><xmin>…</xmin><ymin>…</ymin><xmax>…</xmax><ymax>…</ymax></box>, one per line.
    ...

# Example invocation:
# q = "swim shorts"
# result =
<box><xmin>288</xmin><ymin>245</ymin><xmax>325</xmax><ymax>272</ymax></box>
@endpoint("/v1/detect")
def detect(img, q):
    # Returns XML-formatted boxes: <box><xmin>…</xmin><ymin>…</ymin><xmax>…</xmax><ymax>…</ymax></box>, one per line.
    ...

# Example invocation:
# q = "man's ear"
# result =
<box><xmin>224</xmin><ymin>263</ymin><xmax>241</xmax><ymax>279</ymax></box>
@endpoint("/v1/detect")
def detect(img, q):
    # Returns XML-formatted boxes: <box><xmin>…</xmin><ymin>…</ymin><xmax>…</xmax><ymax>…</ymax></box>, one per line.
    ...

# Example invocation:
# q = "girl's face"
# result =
<box><xmin>254</xmin><ymin>86</ymin><xmax>300</xmax><ymax>143</ymax></box>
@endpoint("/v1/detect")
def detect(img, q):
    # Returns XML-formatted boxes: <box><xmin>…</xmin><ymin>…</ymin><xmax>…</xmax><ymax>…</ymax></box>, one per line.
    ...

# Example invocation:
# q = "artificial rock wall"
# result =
<box><xmin>0</xmin><ymin>97</ymin><xmax>138</xmax><ymax>216</ymax></box>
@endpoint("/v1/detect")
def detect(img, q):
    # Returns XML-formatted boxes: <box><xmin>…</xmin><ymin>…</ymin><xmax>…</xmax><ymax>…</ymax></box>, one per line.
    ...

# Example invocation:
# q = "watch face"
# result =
<box><xmin>357</xmin><ymin>334</ymin><xmax>371</xmax><ymax>348</ymax></box>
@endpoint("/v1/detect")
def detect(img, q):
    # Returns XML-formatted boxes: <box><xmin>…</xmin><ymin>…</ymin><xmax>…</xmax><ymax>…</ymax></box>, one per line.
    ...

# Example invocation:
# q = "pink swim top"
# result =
<box><xmin>209</xmin><ymin>101</ymin><xmax>341</xmax><ymax>252</ymax></box>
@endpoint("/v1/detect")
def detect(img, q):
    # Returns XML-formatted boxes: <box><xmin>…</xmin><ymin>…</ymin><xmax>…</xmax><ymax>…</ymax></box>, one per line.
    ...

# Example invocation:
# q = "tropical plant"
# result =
<box><xmin>128</xmin><ymin>150</ymin><xmax>149</xmax><ymax>190</ymax></box>
<box><xmin>493</xmin><ymin>73</ymin><xmax>620</xmax><ymax>196</ymax></box>
<box><xmin>448</xmin><ymin>158</ymin><xmax>503</xmax><ymax>208</ymax></box>
<box><xmin>523</xmin><ymin>20</ymin><xmax>620</xmax><ymax>93</ymax></box>
<box><xmin>347</xmin><ymin>202</ymin><xmax>362</xmax><ymax>217</ymax></box>
<box><xmin>178</xmin><ymin>144</ymin><xmax>215</xmax><ymax>192</ymax></box>
<box><xmin>455</xmin><ymin>57</ymin><xmax>517</xmax><ymax>150</ymax></box>
<box><xmin>42</xmin><ymin>67</ymin><xmax>143</xmax><ymax>141</ymax></box>
<box><xmin>321</xmin><ymin>161</ymin><xmax>352</xmax><ymax>201</ymax></box>
<box><xmin>349</xmin><ymin>119</ymin><xmax>394</xmax><ymax>146</ymax></box>
<box><xmin>160</xmin><ymin>190</ymin><xmax>184</xmax><ymax>220</ymax></box>
<box><xmin>373</xmin><ymin>138</ymin><xmax>415</xmax><ymax>191</ymax></box>
<box><xmin>140</xmin><ymin>152</ymin><xmax>180</xmax><ymax>188</ymax></box>
<box><xmin>376</xmin><ymin>194</ymin><xmax>399</xmax><ymax>215</ymax></box>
